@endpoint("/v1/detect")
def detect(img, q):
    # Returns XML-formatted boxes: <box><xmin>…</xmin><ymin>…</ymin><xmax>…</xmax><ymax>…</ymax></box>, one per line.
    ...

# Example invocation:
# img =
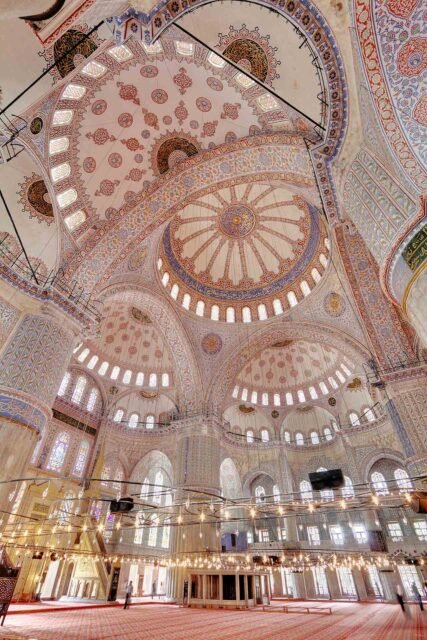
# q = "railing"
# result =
<box><xmin>0</xmin><ymin>235</ymin><xmax>101</xmax><ymax>322</ymax></box>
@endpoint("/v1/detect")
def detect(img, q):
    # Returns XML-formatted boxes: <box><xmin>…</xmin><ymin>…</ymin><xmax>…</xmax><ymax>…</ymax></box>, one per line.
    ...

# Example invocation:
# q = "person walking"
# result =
<box><xmin>151</xmin><ymin>581</ymin><xmax>156</xmax><ymax>599</ymax></box>
<box><xmin>124</xmin><ymin>580</ymin><xmax>133</xmax><ymax>610</ymax></box>
<box><xmin>396</xmin><ymin>584</ymin><xmax>406</xmax><ymax>614</ymax></box>
<box><xmin>411</xmin><ymin>582</ymin><xmax>424</xmax><ymax>611</ymax></box>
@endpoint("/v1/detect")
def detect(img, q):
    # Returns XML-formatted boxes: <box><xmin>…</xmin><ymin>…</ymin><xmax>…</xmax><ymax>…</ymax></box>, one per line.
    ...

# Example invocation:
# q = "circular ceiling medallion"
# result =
<box><xmin>219</xmin><ymin>204</ymin><xmax>256</xmax><ymax>238</ymax></box>
<box><xmin>201</xmin><ymin>333</ymin><xmax>223</xmax><ymax>355</ymax></box>
<box><xmin>323</xmin><ymin>292</ymin><xmax>346</xmax><ymax>317</ymax></box>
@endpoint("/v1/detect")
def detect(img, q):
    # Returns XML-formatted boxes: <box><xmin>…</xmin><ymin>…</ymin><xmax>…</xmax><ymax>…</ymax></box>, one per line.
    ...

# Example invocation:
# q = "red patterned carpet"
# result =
<box><xmin>0</xmin><ymin>603</ymin><xmax>425</xmax><ymax>640</ymax></box>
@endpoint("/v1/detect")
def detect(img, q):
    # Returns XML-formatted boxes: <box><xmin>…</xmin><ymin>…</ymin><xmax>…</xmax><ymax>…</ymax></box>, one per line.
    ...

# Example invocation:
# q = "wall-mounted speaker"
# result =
<box><xmin>309</xmin><ymin>468</ymin><xmax>344</xmax><ymax>491</ymax></box>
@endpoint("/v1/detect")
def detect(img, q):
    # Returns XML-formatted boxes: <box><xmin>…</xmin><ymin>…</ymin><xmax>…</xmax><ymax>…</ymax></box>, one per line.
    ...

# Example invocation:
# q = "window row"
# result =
<box><xmin>243</xmin><ymin>423</ymin><xmax>339</xmax><ymax>445</ymax></box>
<box><xmin>74</xmin><ymin>347</ymin><xmax>171</xmax><ymax>388</ymax></box>
<box><xmin>370</xmin><ymin>469</ymin><xmax>413</xmax><ymax>494</ymax></box>
<box><xmin>387</xmin><ymin>520</ymin><xmax>427</xmax><ymax>542</ymax></box>
<box><xmin>158</xmin><ymin>255</ymin><xmax>329</xmax><ymax>322</ymax></box>
<box><xmin>57</xmin><ymin>372</ymin><xmax>100</xmax><ymax>412</ymax></box>
<box><xmin>231</xmin><ymin>363</ymin><xmax>353</xmax><ymax>405</ymax></box>
<box><xmin>112</xmin><ymin>410</ymin><xmax>156</xmax><ymax>429</ymax></box>
<box><xmin>49</xmin><ymin>46</ymin><xmax>134</xmax><ymax>231</ymax></box>
<box><xmin>43</xmin><ymin>432</ymin><xmax>90</xmax><ymax>477</ymax></box>
<box><xmin>300</xmin><ymin>472</ymin><xmax>355</xmax><ymax>502</ymax></box>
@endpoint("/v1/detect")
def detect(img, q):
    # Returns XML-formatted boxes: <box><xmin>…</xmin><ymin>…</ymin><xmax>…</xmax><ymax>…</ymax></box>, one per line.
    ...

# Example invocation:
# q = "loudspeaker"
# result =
<box><xmin>110</xmin><ymin>497</ymin><xmax>134</xmax><ymax>513</ymax></box>
<box><xmin>309</xmin><ymin>468</ymin><xmax>344</xmax><ymax>491</ymax></box>
<box><xmin>410</xmin><ymin>492</ymin><xmax>427</xmax><ymax>514</ymax></box>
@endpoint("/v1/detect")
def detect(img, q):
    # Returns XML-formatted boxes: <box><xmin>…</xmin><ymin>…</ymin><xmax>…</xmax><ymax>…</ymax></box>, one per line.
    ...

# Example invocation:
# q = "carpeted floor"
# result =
<box><xmin>0</xmin><ymin>602</ymin><xmax>425</xmax><ymax>639</ymax></box>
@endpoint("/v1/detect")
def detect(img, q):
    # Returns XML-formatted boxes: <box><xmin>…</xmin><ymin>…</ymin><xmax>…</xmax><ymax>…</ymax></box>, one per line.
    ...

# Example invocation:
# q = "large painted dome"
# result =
<box><xmin>158</xmin><ymin>182</ymin><xmax>329</xmax><ymax>322</ymax></box>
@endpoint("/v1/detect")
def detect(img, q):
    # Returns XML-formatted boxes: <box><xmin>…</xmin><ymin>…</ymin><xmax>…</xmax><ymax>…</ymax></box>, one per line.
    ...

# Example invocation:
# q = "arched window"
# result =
<box><xmin>310</xmin><ymin>431</ymin><xmax>319</xmax><ymax>445</ymax></box>
<box><xmin>319</xmin><ymin>381</ymin><xmax>328</xmax><ymax>395</ymax></box>
<box><xmin>113</xmin><ymin>409</ymin><xmax>124</xmax><ymax>423</ymax></box>
<box><xmin>100</xmin><ymin>465</ymin><xmax>110</xmax><ymax>486</ymax></box>
<box><xmin>262</xmin><ymin>393</ymin><xmax>269</xmax><ymax>406</ymax></box>
<box><xmin>349</xmin><ymin>412</ymin><xmax>360</xmax><ymax>427</ymax></box>
<box><xmin>47</xmin><ymin>432</ymin><xmax>70</xmax><ymax>471</ymax></box>
<box><xmin>77</xmin><ymin>348</ymin><xmax>90</xmax><ymax>363</ymax></box>
<box><xmin>86</xmin><ymin>388</ymin><xmax>98</xmax><ymax>411</ymax></box>
<box><xmin>73</xmin><ymin>440</ymin><xmax>89</xmax><ymax>477</ymax></box>
<box><xmin>128</xmin><ymin>413</ymin><xmax>139</xmax><ymax>429</ymax></box>
<box><xmin>136</xmin><ymin>372</ymin><xmax>144</xmax><ymax>386</ymax></box>
<box><xmin>342</xmin><ymin>476</ymin><xmax>355</xmax><ymax>499</ymax></box>
<box><xmin>58</xmin><ymin>492</ymin><xmax>74</xmax><ymax>524</ymax></box>
<box><xmin>226</xmin><ymin>307</ymin><xmax>235</xmax><ymax>323</ymax></box>
<box><xmin>324</xmin><ymin>238</ymin><xmax>331</xmax><ymax>251</ymax></box>
<box><xmin>335</xmin><ymin>370</ymin><xmax>345</xmax><ymax>384</ymax></box>
<box><xmin>110</xmin><ymin>366</ymin><xmax>120</xmax><ymax>380</ymax></box>
<box><xmin>261</xmin><ymin>429</ymin><xmax>269</xmax><ymax>442</ymax></box>
<box><xmin>232</xmin><ymin>386</ymin><xmax>239</xmax><ymax>399</ymax></box>
<box><xmin>295</xmin><ymin>432</ymin><xmax>304</xmax><ymax>446</ymax></box>
<box><xmin>255</xmin><ymin>485</ymin><xmax>265</xmax><ymax>503</ymax></box>
<box><xmin>286</xmin><ymin>392</ymin><xmax>293</xmax><ymax>405</ymax></box>
<box><xmin>365</xmin><ymin>408</ymin><xmax>375</xmax><ymax>422</ymax></box>
<box><xmin>341</xmin><ymin>363</ymin><xmax>351</xmax><ymax>376</ymax></box>
<box><xmin>145</xmin><ymin>414</ymin><xmax>155</xmax><ymax>429</ymax></box>
<box><xmin>300</xmin><ymin>480</ymin><xmax>313</xmax><ymax>502</ymax></box>
<box><xmin>328</xmin><ymin>376</ymin><xmax>338</xmax><ymax>390</ymax></box>
<box><xmin>98</xmin><ymin>361</ymin><xmax>109</xmax><ymax>376</ymax></box>
<box><xmin>251</xmin><ymin>391</ymin><xmax>258</xmax><ymax>404</ymax></box>
<box><xmin>241</xmin><ymin>388</ymin><xmax>248</xmax><ymax>401</ymax></box>
<box><xmin>182</xmin><ymin>293</ymin><xmax>191</xmax><ymax>310</ymax></box>
<box><xmin>371</xmin><ymin>471</ymin><xmax>389</xmax><ymax>495</ymax></box>
<box><xmin>273</xmin><ymin>299</ymin><xmax>283</xmax><ymax>315</ymax></box>
<box><xmin>246</xmin><ymin>430</ymin><xmax>254</xmax><ymax>443</ymax></box>
<box><xmin>319</xmin><ymin>253</ymin><xmax>328</xmax><ymax>268</ymax></box>
<box><xmin>311</xmin><ymin>268</ymin><xmax>321</xmax><ymax>283</ymax></box>
<box><xmin>153</xmin><ymin>471</ymin><xmax>164</xmax><ymax>504</ymax></box>
<box><xmin>300</xmin><ymin>280</ymin><xmax>310</xmax><ymax>297</ymax></box>
<box><xmin>149</xmin><ymin>373</ymin><xmax>157</xmax><ymax>387</ymax></box>
<box><xmin>122</xmin><ymin>369</ymin><xmax>132</xmax><ymax>384</ymax></box>
<box><xmin>87</xmin><ymin>355</ymin><xmax>98</xmax><ymax>370</ymax></box>
<box><xmin>242</xmin><ymin>306</ymin><xmax>252</xmax><ymax>323</ymax></box>
<box><xmin>297</xmin><ymin>390</ymin><xmax>306</xmax><ymax>403</ymax></box>
<box><xmin>196</xmin><ymin>300</ymin><xmax>205</xmax><ymax>316</ymax></box>
<box><xmin>287</xmin><ymin>291</ymin><xmax>298</xmax><ymax>307</ymax></box>
<box><xmin>148</xmin><ymin>515</ymin><xmax>158</xmax><ymax>546</ymax></box>
<box><xmin>170</xmin><ymin>284</ymin><xmax>179</xmax><ymax>300</ymax></box>
<box><xmin>331</xmin><ymin>420</ymin><xmax>339</xmax><ymax>432</ymax></box>
<box><xmin>113</xmin><ymin>468</ymin><xmax>124</xmax><ymax>493</ymax></box>
<box><xmin>58</xmin><ymin>372</ymin><xmax>70</xmax><ymax>397</ymax></box>
<box><xmin>161</xmin><ymin>272</ymin><xmax>169</xmax><ymax>286</ymax></box>
<box><xmin>72</xmin><ymin>375</ymin><xmax>86</xmax><ymax>404</ymax></box>
<box><xmin>273</xmin><ymin>485</ymin><xmax>280</xmax><ymax>503</ymax></box>
<box><xmin>162</xmin><ymin>518</ymin><xmax>171</xmax><ymax>548</ymax></box>
<box><xmin>134</xmin><ymin>512</ymin><xmax>143</xmax><ymax>544</ymax></box>
<box><xmin>323</xmin><ymin>427</ymin><xmax>332</xmax><ymax>441</ymax></box>
<box><xmin>394</xmin><ymin>468</ymin><xmax>412</xmax><ymax>491</ymax></box>
<box><xmin>273</xmin><ymin>393</ymin><xmax>281</xmax><ymax>406</ymax></box>
<box><xmin>210</xmin><ymin>304</ymin><xmax>219</xmax><ymax>321</ymax></box>
<box><xmin>317</xmin><ymin>467</ymin><xmax>333</xmax><ymax>501</ymax></box>
<box><xmin>257</xmin><ymin>304</ymin><xmax>267</xmax><ymax>320</ymax></box>
<box><xmin>309</xmin><ymin>386</ymin><xmax>318</xmax><ymax>400</ymax></box>
<box><xmin>284</xmin><ymin>431</ymin><xmax>291</xmax><ymax>443</ymax></box>
<box><xmin>140</xmin><ymin>477</ymin><xmax>150</xmax><ymax>499</ymax></box>
<box><xmin>161</xmin><ymin>373</ymin><xmax>169</xmax><ymax>387</ymax></box>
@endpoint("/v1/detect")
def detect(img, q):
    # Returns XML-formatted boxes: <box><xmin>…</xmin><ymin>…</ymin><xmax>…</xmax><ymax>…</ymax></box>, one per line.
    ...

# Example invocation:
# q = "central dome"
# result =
<box><xmin>158</xmin><ymin>182</ymin><xmax>329</xmax><ymax>322</ymax></box>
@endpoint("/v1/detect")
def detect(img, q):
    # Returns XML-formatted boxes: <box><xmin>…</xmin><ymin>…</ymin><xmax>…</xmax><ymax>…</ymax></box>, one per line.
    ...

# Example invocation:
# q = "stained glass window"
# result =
<box><xmin>73</xmin><ymin>440</ymin><xmax>89</xmax><ymax>477</ymax></box>
<box><xmin>47</xmin><ymin>432</ymin><xmax>70</xmax><ymax>471</ymax></box>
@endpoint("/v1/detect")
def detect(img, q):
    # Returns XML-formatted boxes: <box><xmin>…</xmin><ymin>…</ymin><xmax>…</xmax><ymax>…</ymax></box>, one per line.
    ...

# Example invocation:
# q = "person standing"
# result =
<box><xmin>411</xmin><ymin>582</ymin><xmax>424</xmax><ymax>611</ymax></box>
<box><xmin>396</xmin><ymin>584</ymin><xmax>406</xmax><ymax>614</ymax></box>
<box><xmin>124</xmin><ymin>580</ymin><xmax>133</xmax><ymax>610</ymax></box>
<box><xmin>151</xmin><ymin>581</ymin><xmax>156</xmax><ymax>599</ymax></box>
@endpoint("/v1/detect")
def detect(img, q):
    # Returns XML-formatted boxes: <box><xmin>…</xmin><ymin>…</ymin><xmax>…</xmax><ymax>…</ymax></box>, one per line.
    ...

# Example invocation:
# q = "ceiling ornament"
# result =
<box><xmin>347</xmin><ymin>377</ymin><xmax>362</xmax><ymax>390</ymax></box>
<box><xmin>140</xmin><ymin>390</ymin><xmax>158</xmax><ymax>399</ymax></box>
<box><xmin>217</xmin><ymin>24</ymin><xmax>280</xmax><ymax>86</ymax></box>
<box><xmin>39</xmin><ymin>24</ymin><xmax>101</xmax><ymax>83</ymax></box>
<box><xmin>130</xmin><ymin>306</ymin><xmax>152</xmax><ymax>323</ymax></box>
<box><xmin>239</xmin><ymin>405</ymin><xmax>255</xmax><ymax>413</ymax></box>
<box><xmin>127</xmin><ymin>248</ymin><xmax>148</xmax><ymax>272</ymax></box>
<box><xmin>150</xmin><ymin>131</ymin><xmax>200</xmax><ymax>176</ymax></box>
<box><xmin>201</xmin><ymin>333</ymin><xmax>223</xmax><ymax>355</ymax></box>
<box><xmin>323</xmin><ymin>292</ymin><xmax>346</xmax><ymax>317</ymax></box>
<box><xmin>18</xmin><ymin>174</ymin><xmax>54</xmax><ymax>225</ymax></box>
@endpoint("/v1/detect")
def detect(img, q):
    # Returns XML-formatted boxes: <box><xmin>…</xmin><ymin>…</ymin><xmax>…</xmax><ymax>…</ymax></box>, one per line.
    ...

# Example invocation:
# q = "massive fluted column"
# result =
<box><xmin>166</xmin><ymin>418</ymin><xmax>222</xmax><ymax>600</ymax></box>
<box><xmin>0</xmin><ymin>305</ymin><xmax>81</xmax><ymax>510</ymax></box>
